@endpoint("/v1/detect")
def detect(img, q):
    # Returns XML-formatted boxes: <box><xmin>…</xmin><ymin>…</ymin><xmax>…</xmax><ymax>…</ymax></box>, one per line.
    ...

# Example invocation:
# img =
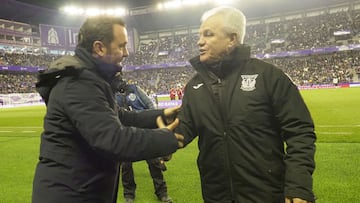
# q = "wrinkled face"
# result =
<box><xmin>95</xmin><ymin>24</ymin><xmax>129</xmax><ymax>67</ymax></box>
<box><xmin>198</xmin><ymin>15</ymin><xmax>233</xmax><ymax>64</ymax></box>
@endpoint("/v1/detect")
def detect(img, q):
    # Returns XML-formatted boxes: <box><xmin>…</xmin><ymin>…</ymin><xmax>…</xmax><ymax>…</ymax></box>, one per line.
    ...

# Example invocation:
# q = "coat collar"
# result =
<box><xmin>75</xmin><ymin>47</ymin><xmax>122</xmax><ymax>83</ymax></box>
<box><xmin>189</xmin><ymin>44</ymin><xmax>251</xmax><ymax>79</ymax></box>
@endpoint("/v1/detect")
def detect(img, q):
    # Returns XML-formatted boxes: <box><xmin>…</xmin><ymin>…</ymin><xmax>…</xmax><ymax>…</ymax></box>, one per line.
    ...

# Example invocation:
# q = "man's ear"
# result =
<box><xmin>93</xmin><ymin>41</ymin><xmax>106</xmax><ymax>57</ymax></box>
<box><xmin>229</xmin><ymin>33</ymin><xmax>238</xmax><ymax>47</ymax></box>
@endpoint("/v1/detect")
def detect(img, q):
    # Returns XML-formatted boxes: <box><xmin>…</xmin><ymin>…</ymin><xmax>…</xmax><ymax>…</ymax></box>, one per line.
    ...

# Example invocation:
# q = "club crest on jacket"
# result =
<box><xmin>240</xmin><ymin>74</ymin><xmax>258</xmax><ymax>91</ymax></box>
<box><xmin>128</xmin><ymin>93</ymin><xmax>137</xmax><ymax>101</ymax></box>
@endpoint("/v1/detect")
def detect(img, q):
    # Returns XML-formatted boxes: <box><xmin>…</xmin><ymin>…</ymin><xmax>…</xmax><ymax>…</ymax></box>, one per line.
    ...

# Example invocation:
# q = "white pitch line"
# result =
<box><xmin>318</xmin><ymin>132</ymin><xmax>353</xmax><ymax>135</ymax></box>
<box><xmin>318</xmin><ymin>125</ymin><xmax>360</xmax><ymax>128</ymax></box>
<box><xmin>22</xmin><ymin>131</ymin><xmax>36</xmax><ymax>133</ymax></box>
<box><xmin>0</xmin><ymin>127</ymin><xmax>42</xmax><ymax>128</ymax></box>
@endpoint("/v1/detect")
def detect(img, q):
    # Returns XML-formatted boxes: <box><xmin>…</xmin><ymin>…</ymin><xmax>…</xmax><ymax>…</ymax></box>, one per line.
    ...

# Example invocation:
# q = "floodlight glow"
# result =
<box><xmin>114</xmin><ymin>8</ymin><xmax>126</xmax><ymax>16</ymax></box>
<box><xmin>105</xmin><ymin>9</ymin><xmax>115</xmax><ymax>15</ymax></box>
<box><xmin>63</xmin><ymin>6</ymin><xmax>85</xmax><ymax>15</ymax></box>
<box><xmin>182</xmin><ymin>0</ymin><xmax>208</xmax><ymax>6</ymax></box>
<box><xmin>85</xmin><ymin>8</ymin><xmax>101</xmax><ymax>16</ymax></box>
<box><xmin>61</xmin><ymin>5</ymin><xmax>126</xmax><ymax>16</ymax></box>
<box><xmin>213</xmin><ymin>0</ymin><xmax>234</xmax><ymax>5</ymax></box>
<box><xmin>76</xmin><ymin>8</ymin><xmax>85</xmax><ymax>15</ymax></box>
<box><xmin>157</xmin><ymin>0</ymin><xmax>213</xmax><ymax>10</ymax></box>
<box><xmin>163</xmin><ymin>0</ymin><xmax>182</xmax><ymax>9</ymax></box>
<box><xmin>182</xmin><ymin>0</ymin><xmax>200</xmax><ymax>6</ymax></box>
<box><xmin>157</xmin><ymin>3</ymin><xmax>164</xmax><ymax>10</ymax></box>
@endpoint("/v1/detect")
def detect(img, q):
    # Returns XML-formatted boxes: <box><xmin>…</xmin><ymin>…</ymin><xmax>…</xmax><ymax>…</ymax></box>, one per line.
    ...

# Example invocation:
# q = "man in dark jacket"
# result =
<box><xmin>116</xmin><ymin>83</ymin><xmax>172</xmax><ymax>203</ymax></box>
<box><xmin>175</xmin><ymin>6</ymin><xmax>316</xmax><ymax>203</ymax></box>
<box><xmin>32</xmin><ymin>16</ymin><xmax>183</xmax><ymax>203</ymax></box>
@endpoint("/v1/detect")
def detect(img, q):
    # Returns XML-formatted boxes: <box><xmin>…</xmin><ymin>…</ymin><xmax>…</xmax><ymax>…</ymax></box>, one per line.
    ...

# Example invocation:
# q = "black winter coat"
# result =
<box><xmin>32</xmin><ymin>49</ymin><xmax>178</xmax><ymax>203</ymax></box>
<box><xmin>176</xmin><ymin>45</ymin><xmax>316</xmax><ymax>203</ymax></box>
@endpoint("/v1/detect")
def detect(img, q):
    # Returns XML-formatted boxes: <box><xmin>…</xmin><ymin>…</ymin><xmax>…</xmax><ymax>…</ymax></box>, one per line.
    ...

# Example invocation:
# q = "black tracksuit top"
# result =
<box><xmin>176</xmin><ymin>45</ymin><xmax>316</xmax><ymax>203</ymax></box>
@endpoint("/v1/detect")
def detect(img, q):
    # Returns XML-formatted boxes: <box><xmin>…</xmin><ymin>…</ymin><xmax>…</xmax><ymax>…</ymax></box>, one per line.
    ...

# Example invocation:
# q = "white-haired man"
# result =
<box><xmin>175</xmin><ymin>6</ymin><xmax>316</xmax><ymax>203</ymax></box>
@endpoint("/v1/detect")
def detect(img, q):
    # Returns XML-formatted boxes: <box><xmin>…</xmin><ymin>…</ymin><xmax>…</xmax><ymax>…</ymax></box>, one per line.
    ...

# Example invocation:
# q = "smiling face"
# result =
<box><xmin>93</xmin><ymin>24</ymin><xmax>129</xmax><ymax>67</ymax></box>
<box><xmin>198</xmin><ymin>15</ymin><xmax>234</xmax><ymax>64</ymax></box>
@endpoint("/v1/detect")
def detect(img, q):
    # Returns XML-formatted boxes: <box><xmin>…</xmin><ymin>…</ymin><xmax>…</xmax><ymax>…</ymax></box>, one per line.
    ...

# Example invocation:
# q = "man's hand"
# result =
<box><xmin>156</xmin><ymin>116</ymin><xmax>184</xmax><ymax>148</ymax></box>
<box><xmin>285</xmin><ymin>197</ymin><xmax>312</xmax><ymax>203</ymax></box>
<box><xmin>163</xmin><ymin>106</ymin><xmax>181</xmax><ymax>124</ymax></box>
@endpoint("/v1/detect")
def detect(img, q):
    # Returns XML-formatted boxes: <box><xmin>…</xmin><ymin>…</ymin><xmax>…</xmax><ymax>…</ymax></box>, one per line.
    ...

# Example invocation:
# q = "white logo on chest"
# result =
<box><xmin>193</xmin><ymin>83</ymin><xmax>204</xmax><ymax>89</ymax></box>
<box><xmin>128</xmin><ymin>93</ymin><xmax>137</xmax><ymax>101</ymax></box>
<box><xmin>240</xmin><ymin>74</ymin><xmax>258</xmax><ymax>91</ymax></box>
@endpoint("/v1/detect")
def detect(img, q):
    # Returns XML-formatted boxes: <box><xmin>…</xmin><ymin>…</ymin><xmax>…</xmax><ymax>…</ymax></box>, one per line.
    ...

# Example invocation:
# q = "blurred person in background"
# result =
<box><xmin>32</xmin><ymin>15</ymin><xmax>183</xmax><ymax>203</ymax></box>
<box><xmin>169</xmin><ymin>87</ymin><xmax>176</xmax><ymax>100</ymax></box>
<box><xmin>116</xmin><ymin>81</ymin><xmax>173</xmax><ymax>203</ymax></box>
<box><xmin>175</xmin><ymin>6</ymin><xmax>316</xmax><ymax>203</ymax></box>
<box><xmin>176</xmin><ymin>85</ymin><xmax>183</xmax><ymax>100</ymax></box>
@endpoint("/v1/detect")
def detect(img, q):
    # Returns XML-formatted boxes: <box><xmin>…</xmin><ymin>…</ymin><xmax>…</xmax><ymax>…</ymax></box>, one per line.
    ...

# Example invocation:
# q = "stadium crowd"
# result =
<box><xmin>1</xmin><ymin>7</ymin><xmax>360</xmax><ymax>95</ymax></box>
<box><xmin>122</xmin><ymin>8</ymin><xmax>360</xmax><ymax>65</ymax></box>
<box><xmin>1</xmin><ymin>50</ymin><xmax>359</xmax><ymax>95</ymax></box>
<box><xmin>0</xmin><ymin>71</ymin><xmax>37</xmax><ymax>94</ymax></box>
<box><xmin>0</xmin><ymin>51</ymin><xmax>59</xmax><ymax>67</ymax></box>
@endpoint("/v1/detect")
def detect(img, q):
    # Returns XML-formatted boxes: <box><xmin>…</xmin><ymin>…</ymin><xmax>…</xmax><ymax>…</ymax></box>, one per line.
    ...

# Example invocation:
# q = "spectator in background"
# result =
<box><xmin>116</xmin><ymin>82</ymin><xmax>173</xmax><ymax>203</ymax></box>
<box><xmin>175</xmin><ymin>6</ymin><xmax>316</xmax><ymax>203</ymax></box>
<box><xmin>32</xmin><ymin>15</ymin><xmax>183</xmax><ymax>203</ymax></box>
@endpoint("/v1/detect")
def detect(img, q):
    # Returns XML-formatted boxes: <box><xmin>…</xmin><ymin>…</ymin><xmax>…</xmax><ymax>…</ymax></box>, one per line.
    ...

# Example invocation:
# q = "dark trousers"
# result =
<box><xmin>121</xmin><ymin>158</ymin><xmax>168</xmax><ymax>199</ymax></box>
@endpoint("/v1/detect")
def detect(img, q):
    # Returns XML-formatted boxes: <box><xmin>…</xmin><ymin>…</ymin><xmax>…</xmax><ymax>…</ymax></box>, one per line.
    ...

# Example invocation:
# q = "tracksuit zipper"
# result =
<box><xmin>217</xmin><ymin>78</ymin><xmax>235</xmax><ymax>201</ymax></box>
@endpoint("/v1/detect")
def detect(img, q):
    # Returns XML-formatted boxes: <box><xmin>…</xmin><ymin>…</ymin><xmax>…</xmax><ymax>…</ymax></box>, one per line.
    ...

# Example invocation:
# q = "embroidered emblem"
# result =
<box><xmin>193</xmin><ymin>83</ymin><xmax>204</xmax><ymax>89</ymax></box>
<box><xmin>128</xmin><ymin>93</ymin><xmax>137</xmax><ymax>101</ymax></box>
<box><xmin>240</xmin><ymin>74</ymin><xmax>258</xmax><ymax>91</ymax></box>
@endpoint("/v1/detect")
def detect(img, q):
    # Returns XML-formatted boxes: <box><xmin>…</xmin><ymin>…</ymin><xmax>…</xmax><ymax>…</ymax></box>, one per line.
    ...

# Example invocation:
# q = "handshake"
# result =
<box><xmin>156</xmin><ymin>106</ymin><xmax>184</xmax><ymax>148</ymax></box>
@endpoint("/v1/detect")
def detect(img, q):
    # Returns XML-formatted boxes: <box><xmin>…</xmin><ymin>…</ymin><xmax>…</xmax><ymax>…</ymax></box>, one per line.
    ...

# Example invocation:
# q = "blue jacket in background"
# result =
<box><xmin>116</xmin><ymin>84</ymin><xmax>155</xmax><ymax>110</ymax></box>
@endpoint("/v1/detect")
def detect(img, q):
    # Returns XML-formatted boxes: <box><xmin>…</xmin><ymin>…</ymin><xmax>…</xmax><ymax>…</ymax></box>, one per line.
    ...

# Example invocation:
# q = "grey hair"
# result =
<box><xmin>201</xmin><ymin>6</ymin><xmax>246</xmax><ymax>44</ymax></box>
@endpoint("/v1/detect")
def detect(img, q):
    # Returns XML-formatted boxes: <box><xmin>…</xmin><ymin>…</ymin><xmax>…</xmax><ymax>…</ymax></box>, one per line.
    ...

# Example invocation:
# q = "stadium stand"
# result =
<box><xmin>1</xmin><ymin>1</ymin><xmax>360</xmax><ymax>96</ymax></box>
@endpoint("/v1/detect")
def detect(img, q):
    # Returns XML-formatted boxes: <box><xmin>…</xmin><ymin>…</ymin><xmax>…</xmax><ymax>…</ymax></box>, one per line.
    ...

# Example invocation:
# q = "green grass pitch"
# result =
<box><xmin>0</xmin><ymin>87</ymin><xmax>359</xmax><ymax>202</ymax></box>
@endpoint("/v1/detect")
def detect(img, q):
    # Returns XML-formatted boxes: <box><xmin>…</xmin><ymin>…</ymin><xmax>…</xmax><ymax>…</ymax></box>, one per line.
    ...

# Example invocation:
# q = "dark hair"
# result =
<box><xmin>77</xmin><ymin>16</ymin><xmax>126</xmax><ymax>53</ymax></box>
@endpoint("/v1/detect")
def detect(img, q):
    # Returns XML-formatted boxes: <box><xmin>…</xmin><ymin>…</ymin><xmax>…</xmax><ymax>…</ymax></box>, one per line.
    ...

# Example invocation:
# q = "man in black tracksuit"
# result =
<box><xmin>32</xmin><ymin>16</ymin><xmax>183</xmax><ymax>203</ymax></box>
<box><xmin>175</xmin><ymin>6</ymin><xmax>316</xmax><ymax>203</ymax></box>
<box><xmin>116</xmin><ymin>83</ymin><xmax>172</xmax><ymax>203</ymax></box>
